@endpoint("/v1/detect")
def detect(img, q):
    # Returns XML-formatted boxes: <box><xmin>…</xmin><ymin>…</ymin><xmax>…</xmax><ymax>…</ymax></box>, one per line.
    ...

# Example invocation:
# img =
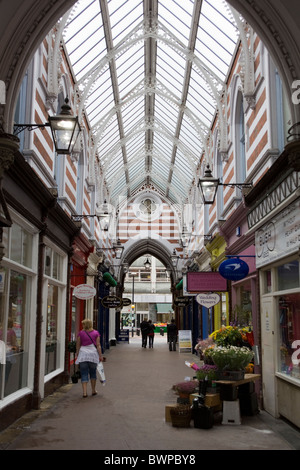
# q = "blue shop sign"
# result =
<box><xmin>219</xmin><ymin>258</ymin><xmax>249</xmax><ymax>281</ymax></box>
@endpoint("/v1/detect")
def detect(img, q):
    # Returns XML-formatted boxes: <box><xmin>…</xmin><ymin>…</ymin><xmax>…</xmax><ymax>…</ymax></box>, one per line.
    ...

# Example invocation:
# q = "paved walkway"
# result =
<box><xmin>1</xmin><ymin>334</ymin><xmax>300</xmax><ymax>451</ymax></box>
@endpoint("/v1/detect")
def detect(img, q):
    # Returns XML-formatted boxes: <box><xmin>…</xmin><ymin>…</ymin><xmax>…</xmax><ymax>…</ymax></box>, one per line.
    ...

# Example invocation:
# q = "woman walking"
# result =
<box><xmin>147</xmin><ymin>319</ymin><xmax>155</xmax><ymax>348</ymax></box>
<box><xmin>76</xmin><ymin>318</ymin><xmax>103</xmax><ymax>397</ymax></box>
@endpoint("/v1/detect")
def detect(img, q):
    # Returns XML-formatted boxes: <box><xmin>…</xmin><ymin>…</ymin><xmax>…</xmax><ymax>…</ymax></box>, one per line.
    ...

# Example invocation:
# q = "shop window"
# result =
<box><xmin>0</xmin><ymin>219</ymin><xmax>36</xmax><ymax>400</ymax></box>
<box><xmin>233</xmin><ymin>285</ymin><xmax>252</xmax><ymax>327</ymax></box>
<box><xmin>264</xmin><ymin>270</ymin><xmax>272</xmax><ymax>293</ymax></box>
<box><xmin>44</xmin><ymin>246</ymin><xmax>64</xmax><ymax>281</ymax></box>
<box><xmin>277</xmin><ymin>260</ymin><xmax>299</xmax><ymax>291</ymax></box>
<box><xmin>10</xmin><ymin>223</ymin><xmax>33</xmax><ymax>268</ymax></box>
<box><xmin>43</xmin><ymin>244</ymin><xmax>66</xmax><ymax>378</ymax></box>
<box><xmin>45</xmin><ymin>284</ymin><xmax>59</xmax><ymax>375</ymax></box>
<box><xmin>279</xmin><ymin>293</ymin><xmax>300</xmax><ymax>380</ymax></box>
<box><xmin>0</xmin><ymin>269</ymin><xmax>31</xmax><ymax>398</ymax></box>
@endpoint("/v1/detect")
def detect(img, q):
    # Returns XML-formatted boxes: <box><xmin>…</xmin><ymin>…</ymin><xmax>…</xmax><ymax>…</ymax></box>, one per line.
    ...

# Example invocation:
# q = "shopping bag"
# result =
<box><xmin>97</xmin><ymin>361</ymin><xmax>106</xmax><ymax>385</ymax></box>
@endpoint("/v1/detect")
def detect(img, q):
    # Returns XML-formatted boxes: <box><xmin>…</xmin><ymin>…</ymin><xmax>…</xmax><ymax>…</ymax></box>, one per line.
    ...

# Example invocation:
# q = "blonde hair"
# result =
<box><xmin>82</xmin><ymin>318</ymin><xmax>93</xmax><ymax>330</ymax></box>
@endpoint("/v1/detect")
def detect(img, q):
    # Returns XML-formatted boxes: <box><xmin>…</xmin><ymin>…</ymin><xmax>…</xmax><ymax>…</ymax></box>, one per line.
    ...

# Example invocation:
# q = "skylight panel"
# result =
<box><xmin>110</xmin><ymin>173</ymin><xmax>127</xmax><ymax>200</ymax></box>
<box><xmin>155</xmin><ymin>104</ymin><xmax>177</xmax><ymax>135</ymax></box>
<box><xmin>128</xmin><ymin>160</ymin><xmax>144</xmax><ymax>181</ymax></box>
<box><xmin>108</xmin><ymin>0</ymin><xmax>143</xmax><ymax>44</ymax></box>
<box><xmin>122</xmin><ymin>100</ymin><xmax>144</xmax><ymax>135</ymax></box>
<box><xmin>170</xmin><ymin>172</ymin><xmax>190</xmax><ymax>196</ymax></box>
<box><xmin>156</xmin><ymin>46</ymin><xmax>186</xmax><ymax>95</ymax></box>
<box><xmin>179</xmin><ymin>128</ymin><xmax>201</xmax><ymax>158</ymax></box>
<box><xmin>158</xmin><ymin>0</ymin><xmax>193</xmax><ymax>45</ymax></box>
<box><xmin>62</xmin><ymin>0</ymin><xmax>240</xmax><ymax>206</ymax></box>
<box><xmin>126</xmin><ymin>136</ymin><xmax>145</xmax><ymax>160</ymax></box>
<box><xmin>152</xmin><ymin>158</ymin><xmax>170</xmax><ymax>179</ymax></box>
<box><xmin>153</xmin><ymin>133</ymin><xmax>173</xmax><ymax>160</ymax></box>
<box><xmin>106</xmin><ymin>152</ymin><xmax>124</xmax><ymax>178</ymax></box>
<box><xmin>116</xmin><ymin>44</ymin><xmax>144</xmax><ymax>95</ymax></box>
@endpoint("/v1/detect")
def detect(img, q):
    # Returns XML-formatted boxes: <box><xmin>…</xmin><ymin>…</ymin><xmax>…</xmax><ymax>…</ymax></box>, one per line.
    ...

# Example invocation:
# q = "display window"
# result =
<box><xmin>262</xmin><ymin>258</ymin><xmax>300</xmax><ymax>382</ymax></box>
<box><xmin>43</xmin><ymin>244</ymin><xmax>67</xmax><ymax>379</ymax></box>
<box><xmin>233</xmin><ymin>282</ymin><xmax>253</xmax><ymax>327</ymax></box>
<box><xmin>0</xmin><ymin>219</ymin><xmax>38</xmax><ymax>400</ymax></box>
<box><xmin>278</xmin><ymin>293</ymin><xmax>300</xmax><ymax>380</ymax></box>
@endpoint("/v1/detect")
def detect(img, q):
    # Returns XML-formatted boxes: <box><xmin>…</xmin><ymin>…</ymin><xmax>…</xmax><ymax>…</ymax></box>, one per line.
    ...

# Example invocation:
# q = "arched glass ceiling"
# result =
<box><xmin>63</xmin><ymin>0</ymin><xmax>240</xmax><ymax>206</ymax></box>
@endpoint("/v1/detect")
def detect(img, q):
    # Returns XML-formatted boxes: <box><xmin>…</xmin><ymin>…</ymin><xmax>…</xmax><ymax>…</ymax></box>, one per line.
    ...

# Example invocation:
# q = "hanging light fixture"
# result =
<box><xmin>14</xmin><ymin>97</ymin><xmax>81</xmax><ymax>155</ymax></box>
<box><xmin>144</xmin><ymin>257</ymin><xmax>151</xmax><ymax>269</ymax></box>
<box><xmin>198</xmin><ymin>164</ymin><xmax>219</xmax><ymax>204</ymax></box>
<box><xmin>48</xmin><ymin>98</ymin><xmax>81</xmax><ymax>154</ymax></box>
<box><xmin>113</xmin><ymin>238</ymin><xmax>124</xmax><ymax>259</ymax></box>
<box><xmin>170</xmin><ymin>249</ymin><xmax>179</xmax><ymax>268</ymax></box>
<box><xmin>198</xmin><ymin>164</ymin><xmax>253</xmax><ymax>204</ymax></box>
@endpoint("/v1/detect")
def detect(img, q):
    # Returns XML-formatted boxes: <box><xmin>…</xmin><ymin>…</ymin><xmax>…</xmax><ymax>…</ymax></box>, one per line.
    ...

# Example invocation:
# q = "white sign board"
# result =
<box><xmin>73</xmin><ymin>284</ymin><xmax>96</xmax><ymax>300</ymax></box>
<box><xmin>196</xmin><ymin>293</ymin><xmax>220</xmax><ymax>308</ymax></box>
<box><xmin>255</xmin><ymin>198</ymin><xmax>300</xmax><ymax>268</ymax></box>
<box><xmin>178</xmin><ymin>330</ymin><xmax>192</xmax><ymax>353</ymax></box>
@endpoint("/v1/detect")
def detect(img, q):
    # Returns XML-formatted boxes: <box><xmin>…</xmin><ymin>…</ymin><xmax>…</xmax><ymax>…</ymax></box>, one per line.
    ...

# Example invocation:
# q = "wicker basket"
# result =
<box><xmin>170</xmin><ymin>405</ymin><xmax>192</xmax><ymax>428</ymax></box>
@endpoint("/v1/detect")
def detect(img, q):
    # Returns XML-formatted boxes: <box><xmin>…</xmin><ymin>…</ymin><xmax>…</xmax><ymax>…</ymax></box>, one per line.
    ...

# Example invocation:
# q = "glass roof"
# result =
<box><xmin>63</xmin><ymin>0</ymin><xmax>240</xmax><ymax>207</ymax></box>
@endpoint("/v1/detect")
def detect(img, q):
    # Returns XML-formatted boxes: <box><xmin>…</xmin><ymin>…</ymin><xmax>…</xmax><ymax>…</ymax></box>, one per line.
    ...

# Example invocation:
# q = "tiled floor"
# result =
<box><xmin>1</xmin><ymin>334</ymin><xmax>299</xmax><ymax>451</ymax></box>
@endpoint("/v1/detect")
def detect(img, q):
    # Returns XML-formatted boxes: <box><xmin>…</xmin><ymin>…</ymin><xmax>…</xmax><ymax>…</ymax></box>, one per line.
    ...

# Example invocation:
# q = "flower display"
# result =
<box><xmin>196</xmin><ymin>364</ymin><xmax>218</xmax><ymax>381</ymax></box>
<box><xmin>209</xmin><ymin>345</ymin><xmax>254</xmax><ymax>371</ymax></box>
<box><xmin>174</xmin><ymin>380</ymin><xmax>198</xmax><ymax>395</ymax></box>
<box><xmin>210</xmin><ymin>325</ymin><xmax>243</xmax><ymax>346</ymax></box>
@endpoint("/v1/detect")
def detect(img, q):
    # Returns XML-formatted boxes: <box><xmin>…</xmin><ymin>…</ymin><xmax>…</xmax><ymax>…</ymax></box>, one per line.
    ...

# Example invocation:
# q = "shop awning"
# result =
<box><xmin>103</xmin><ymin>271</ymin><xmax>117</xmax><ymax>287</ymax></box>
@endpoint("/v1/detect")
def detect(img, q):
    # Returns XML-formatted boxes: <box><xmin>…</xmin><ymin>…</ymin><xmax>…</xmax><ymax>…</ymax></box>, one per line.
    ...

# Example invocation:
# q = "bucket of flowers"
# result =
<box><xmin>196</xmin><ymin>364</ymin><xmax>219</xmax><ymax>393</ymax></box>
<box><xmin>209</xmin><ymin>345</ymin><xmax>254</xmax><ymax>381</ymax></box>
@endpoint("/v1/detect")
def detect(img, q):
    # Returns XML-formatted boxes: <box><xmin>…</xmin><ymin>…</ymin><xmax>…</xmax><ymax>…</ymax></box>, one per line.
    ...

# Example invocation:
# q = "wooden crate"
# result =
<box><xmin>189</xmin><ymin>393</ymin><xmax>221</xmax><ymax>408</ymax></box>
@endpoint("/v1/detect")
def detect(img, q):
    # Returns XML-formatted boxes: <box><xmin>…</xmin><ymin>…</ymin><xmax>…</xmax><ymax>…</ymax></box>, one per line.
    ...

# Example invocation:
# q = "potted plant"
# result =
<box><xmin>67</xmin><ymin>340</ymin><xmax>78</xmax><ymax>383</ymax></box>
<box><xmin>174</xmin><ymin>380</ymin><xmax>198</xmax><ymax>398</ymax></box>
<box><xmin>210</xmin><ymin>325</ymin><xmax>243</xmax><ymax>346</ymax></box>
<box><xmin>209</xmin><ymin>345</ymin><xmax>254</xmax><ymax>380</ymax></box>
<box><xmin>195</xmin><ymin>337</ymin><xmax>215</xmax><ymax>363</ymax></box>
<box><xmin>196</xmin><ymin>364</ymin><xmax>218</xmax><ymax>381</ymax></box>
<box><xmin>196</xmin><ymin>364</ymin><xmax>219</xmax><ymax>393</ymax></box>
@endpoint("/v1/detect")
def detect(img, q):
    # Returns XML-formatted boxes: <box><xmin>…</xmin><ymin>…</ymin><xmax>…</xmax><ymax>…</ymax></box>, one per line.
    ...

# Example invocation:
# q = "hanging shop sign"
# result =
<box><xmin>255</xmin><ymin>198</ymin><xmax>300</xmax><ymax>268</ymax></box>
<box><xmin>101</xmin><ymin>295</ymin><xmax>122</xmax><ymax>308</ymax></box>
<box><xmin>219</xmin><ymin>258</ymin><xmax>249</xmax><ymax>281</ymax></box>
<box><xmin>73</xmin><ymin>284</ymin><xmax>96</xmax><ymax>300</ymax></box>
<box><xmin>174</xmin><ymin>296</ymin><xmax>190</xmax><ymax>307</ymax></box>
<box><xmin>122</xmin><ymin>298</ymin><xmax>132</xmax><ymax>306</ymax></box>
<box><xmin>186</xmin><ymin>272</ymin><xmax>227</xmax><ymax>292</ymax></box>
<box><xmin>196</xmin><ymin>293</ymin><xmax>220</xmax><ymax>308</ymax></box>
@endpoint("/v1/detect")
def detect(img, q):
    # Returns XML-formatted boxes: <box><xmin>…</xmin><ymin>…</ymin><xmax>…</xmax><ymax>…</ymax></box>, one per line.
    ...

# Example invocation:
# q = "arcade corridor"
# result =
<box><xmin>1</xmin><ymin>334</ymin><xmax>299</xmax><ymax>451</ymax></box>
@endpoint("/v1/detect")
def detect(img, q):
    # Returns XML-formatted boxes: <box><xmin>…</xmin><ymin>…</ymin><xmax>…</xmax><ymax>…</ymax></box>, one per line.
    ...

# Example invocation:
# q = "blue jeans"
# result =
<box><xmin>79</xmin><ymin>361</ymin><xmax>97</xmax><ymax>382</ymax></box>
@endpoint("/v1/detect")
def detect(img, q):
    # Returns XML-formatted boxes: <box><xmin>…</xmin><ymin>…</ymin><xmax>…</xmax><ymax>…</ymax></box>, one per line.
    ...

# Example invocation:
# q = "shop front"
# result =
<box><xmin>245</xmin><ymin>143</ymin><xmax>300</xmax><ymax>428</ymax></box>
<box><xmin>206</xmin><ymin>234</ymin><xmax>229</xmax><ymax>331</ymax></box>
<box><xmin>0</xmin><ymin>151</ymin><xmax>78</xmax><ymax>430</ymax></box>
<box><xmin>219</xmin><ymin>203</ymin><xmax>259</xmax><ymax>344</ymax></box>
<box><xmin>69</xmin><ymin>234</ymin><xmax>94</xmax><ymax>342</ymax></box>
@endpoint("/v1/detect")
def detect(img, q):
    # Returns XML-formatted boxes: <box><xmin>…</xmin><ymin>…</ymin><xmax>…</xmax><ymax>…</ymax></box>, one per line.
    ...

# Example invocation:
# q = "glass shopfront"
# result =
<box><xmin>43</xmin><ymin>243</ymin><xmax>66</xmax><ymax>379</ymax></box>
<box><xmin>0</xmin><ymin>220</ymin><xmax>37</xmax><ymax>401</ymax></box>
<box><xmin>277</xmin><ymin>261</ymin><xmax>300</xmax><ymax>381</ymax></box>
<box><xmin>261</xmin><ymin>258</ymin><xmax>300</xmax><ymax>382</ymax></box>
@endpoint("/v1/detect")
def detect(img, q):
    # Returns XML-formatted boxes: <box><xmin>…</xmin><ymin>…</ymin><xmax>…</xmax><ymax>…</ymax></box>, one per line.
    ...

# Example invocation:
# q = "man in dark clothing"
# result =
<box><xmin>140</xmin><ymin>318</ymin><xmax>149</xmax><ymax>348</ymax></box>
<box><xmin>167</xmin><ymin>319</ymin><xmax>178</xmax><ymax>351</ymax></box>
